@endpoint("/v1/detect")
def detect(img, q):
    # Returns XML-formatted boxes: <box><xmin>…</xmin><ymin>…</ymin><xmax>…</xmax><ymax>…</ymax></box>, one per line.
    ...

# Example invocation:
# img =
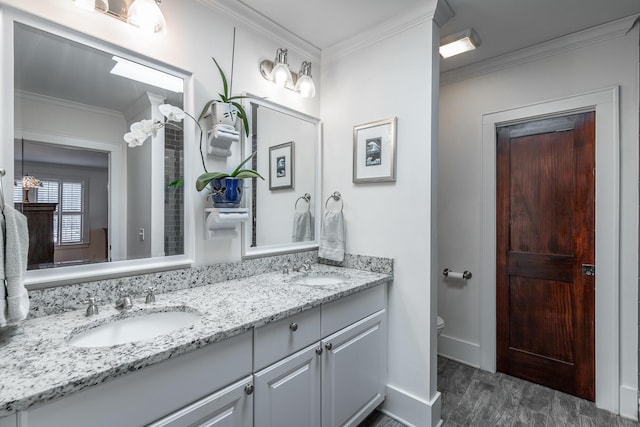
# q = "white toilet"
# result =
<box><xmin>437</xmin><ymin>316</ymin><xmax>445</xmax><ymax>336</ymax></box>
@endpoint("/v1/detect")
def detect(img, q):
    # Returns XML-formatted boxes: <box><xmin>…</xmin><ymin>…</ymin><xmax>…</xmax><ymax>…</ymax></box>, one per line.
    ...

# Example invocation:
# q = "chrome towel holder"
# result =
<box><xmin>295</xmin><ymin>193</ymin><xmax>311</xmax><ymax>210</ymax></box>
<box><xmin>325</xmin><ymin>191</ymin><xmax>343</xmax><ymax>212</ymax></box>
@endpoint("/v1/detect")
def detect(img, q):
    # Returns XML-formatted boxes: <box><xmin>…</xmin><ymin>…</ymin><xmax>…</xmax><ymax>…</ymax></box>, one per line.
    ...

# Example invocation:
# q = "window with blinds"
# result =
<box><xmin>35</xmin><ymin>179</ymin><xmax>86</xmax><ymax>245</ymax></box>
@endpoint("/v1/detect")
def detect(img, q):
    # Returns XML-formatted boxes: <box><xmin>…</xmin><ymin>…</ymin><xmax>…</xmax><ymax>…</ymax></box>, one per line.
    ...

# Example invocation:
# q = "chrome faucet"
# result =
<box><xmin>84</xmin><ymin>297</ymin><xmax>100</xmax><ymax>317</ymax></box>
<box><xmin>294</xmin><ymin>259</ymin><xmax>312</xmax><ymax>272</ymax></box>
<box><xmin>115</xmin><ymin>288</ymin><xmax>132</xmax><ymax>311</ymax></box>
<box><xmin>145</xmin><ymin>287</ymin><xmax>156</xmax><ymax>304</ymax></box>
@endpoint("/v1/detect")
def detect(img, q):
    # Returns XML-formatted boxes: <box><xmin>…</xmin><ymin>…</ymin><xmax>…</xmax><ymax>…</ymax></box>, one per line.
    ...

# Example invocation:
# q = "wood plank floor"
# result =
<box><xmin>358</xmin><ymin>357</ymin><xmax>639</xmax><ymax>426</ymax></box>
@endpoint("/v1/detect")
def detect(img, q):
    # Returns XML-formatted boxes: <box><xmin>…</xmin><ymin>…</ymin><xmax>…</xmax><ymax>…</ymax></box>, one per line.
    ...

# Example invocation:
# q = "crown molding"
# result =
<box><xmin>322</xmin><ymin>0</ymin><xmax>450</xmax><ymax>65</ymax></box>
<box><xmin>195</xmin><ymin>0</ymin><xmax>321</xmax><ymax>63</ymax></box>
<box><xmin>16</xmin><ymin>90</ymin><xmax>124</xmax><ymax>119</ymax></box>
<box><xmin>441</xmin><ymin>14</ymin><xmax>640</xmax><ymax>85</ymax></box>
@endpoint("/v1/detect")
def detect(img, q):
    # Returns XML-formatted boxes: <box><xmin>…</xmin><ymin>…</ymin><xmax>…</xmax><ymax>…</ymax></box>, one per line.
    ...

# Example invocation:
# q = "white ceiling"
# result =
<box><xmin>238</xmin><ymin>0</ymin><xmax>640</xmax><ymax>72</ymax></box>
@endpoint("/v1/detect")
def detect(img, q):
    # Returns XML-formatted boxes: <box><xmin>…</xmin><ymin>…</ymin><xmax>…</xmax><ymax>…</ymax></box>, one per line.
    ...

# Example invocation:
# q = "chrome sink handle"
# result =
<box><xmin>115</xmin><ymin>288</ymin><xmax>133</xmax><ymax>310</ymax></box>
<box><xmin>145</xmin><ymin>287</ymin><xmax>156</xmax><ymax>304</ymax></box>
<box><xmin>83</xmin><ymin>297</ymin><xmax>101</xmax><ymax>317</ymax></box>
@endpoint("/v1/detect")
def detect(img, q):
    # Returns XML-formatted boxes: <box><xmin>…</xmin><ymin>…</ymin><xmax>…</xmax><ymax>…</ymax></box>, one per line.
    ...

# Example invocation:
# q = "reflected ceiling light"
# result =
<box><xmin>127</xmin><ymin>0</ymin><xmax>167</xmax><ymax>34</ymax></box>
<box><xmin>110</xmin><ymin>56</ymin><xmax>183</xmax><ymax>93</ymax></box>
<box><xmin>260</xmin><ymin>48</ymin><xmax>317</xmax><ymax>98</ymax></box>
<box><xmin>71</xmin><ymin>0</ymin><xmax>166</xmax><ymax>34</ymax></box>
<box><xmin>439</xmin><ymin>28</ymin><xmax>480</xmax><ymax>59</ymax></box>
<box><xmin>73</xmin><ymin>0</ymin><xmax>109</xmax><ymax>13</ymax></box>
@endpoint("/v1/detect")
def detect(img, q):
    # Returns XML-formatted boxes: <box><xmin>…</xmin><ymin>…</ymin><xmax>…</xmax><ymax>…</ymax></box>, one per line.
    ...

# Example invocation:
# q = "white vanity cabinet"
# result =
<box><xmin>0</xmin><ymin>415</ymin><xmax>16</xmax><ymax>427</ymax></box>
<box><xmin>148</xmin><ymin>376</ymin><xmax>254</xmax><ymax>427</ymax></box>
<box><xmin>20</xmin><ymin>332</ymin><xmax>253</xmax><ymax>427</ymax></box>
<box><xmin>254</xmin><ymin>343</ymin><xmax>322</xmax><ymax>427</ymax></box>
<box><xmin>253</xmin><ymin>284</ymin><xmax>387</xmax><ymax>427</ymax></box>
<box><xmin>321</xmin><ymin>311</ymin><xmax>387</xmax><ymax>427</ymax></box>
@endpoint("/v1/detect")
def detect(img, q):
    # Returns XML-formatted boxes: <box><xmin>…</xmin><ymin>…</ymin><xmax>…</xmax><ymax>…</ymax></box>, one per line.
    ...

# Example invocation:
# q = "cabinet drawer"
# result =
<box><xmin>254</xmin><ymin>306</ymin><xmax>321</xmax><ymax>371</ymax></box>
<box><xmin>25</xmin><ymin>332</ymin><xmax>252</xmax><ymax>427</ymax></box>
<box><xmin>321</xmin><ymin>284</ymin><xmax>386</xmax><ymax>337</ymax></box>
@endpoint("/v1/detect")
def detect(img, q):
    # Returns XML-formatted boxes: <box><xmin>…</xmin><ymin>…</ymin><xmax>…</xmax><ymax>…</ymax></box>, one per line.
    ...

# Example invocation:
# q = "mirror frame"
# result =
<box><xmin>2</xmin><ymin>9</ymin><xmax>196</xmax><ymax>289</ymax></box>
<box><xmin>241</xmin><ymin>96</ymin><xmax>322</xmax><ymax>258</ymax></box>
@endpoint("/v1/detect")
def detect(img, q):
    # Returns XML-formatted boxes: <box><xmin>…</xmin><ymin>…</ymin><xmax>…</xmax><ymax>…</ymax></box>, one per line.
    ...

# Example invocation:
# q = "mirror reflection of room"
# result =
<box><xmin>13</xmin><ymin>23</ymin><xmax>185</xmax><ymax>270</ymax></box>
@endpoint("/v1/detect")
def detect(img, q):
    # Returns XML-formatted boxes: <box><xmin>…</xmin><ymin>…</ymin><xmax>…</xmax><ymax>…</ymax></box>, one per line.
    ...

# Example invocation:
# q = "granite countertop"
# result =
<box><xmin>0</xmin><ymin>264</ymin><xmax>391</xmax><ymax>417</ymax></box>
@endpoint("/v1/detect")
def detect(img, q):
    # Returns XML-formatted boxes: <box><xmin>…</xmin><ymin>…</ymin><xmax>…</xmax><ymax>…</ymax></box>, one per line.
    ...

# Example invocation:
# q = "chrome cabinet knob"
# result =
<box><xmin>244</xmin><ymin>384</ymin><xmax>254</xmax><ymax>395</ymax></box>
<box><xmin>315</xmin><ymin>346</ymin><xmax>323</xmax><ymax>355</ymax></box>
<box><xmin>325</xmin><ymin>342</ymin><xmax>333</xmax><ymax>351</ymax></box>
<box><xmin>289</xmin><ymin>322</ymin><xmax>298</xmax><ymax>332</ymax></box>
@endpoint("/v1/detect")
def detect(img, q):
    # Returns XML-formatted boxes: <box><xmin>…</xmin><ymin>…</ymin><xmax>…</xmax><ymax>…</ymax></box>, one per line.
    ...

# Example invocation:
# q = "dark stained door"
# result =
<box><xmin>496</xmin><ymin>112</ymin><xmax>595</xmax><ymax>400</ymax></box>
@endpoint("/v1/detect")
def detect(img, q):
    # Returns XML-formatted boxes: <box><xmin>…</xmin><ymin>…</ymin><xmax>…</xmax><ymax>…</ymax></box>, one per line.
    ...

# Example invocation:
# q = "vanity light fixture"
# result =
<box><xmin>127</xmin><ymin>0</ymin><xmax>167</xmax><ymax>34</ymax></box>
<box><xmin>260</xmin><ymin>48</ymin><xmax>317</xmax><ymax>98</ymax></box>
<box><xmin>71</xmin><ymin>0</ymin><xmax>167</xmax><ymax>34</ymax></box>
<box><xmin>439</xmin><ymin>28</ymin><xmax>481</xmax><ymax>59</ymax></box>
<box><xmin>73</xmin><ymin>0</ymin><xmax>109</xmax><ymax>13</ymax></box>
<box><xmin>110</xmin><ymin>56</ymin><xmax>183</xmax><ymax>93</ymax></box>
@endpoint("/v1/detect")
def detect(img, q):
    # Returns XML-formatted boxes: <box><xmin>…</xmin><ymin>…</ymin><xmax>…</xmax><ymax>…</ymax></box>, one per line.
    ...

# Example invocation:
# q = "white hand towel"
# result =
<box><xmin>292</xmin><ymin>210</ymin><xmax>314</xmax><ymax>242</ymax></box>
<box><xmin>0</xmin><ymin>211</ymin><xmax>6</xmax><ymax>327</ymax></box>
<box><xmin>318</xmin><ymin>209</ymin><xmax>345</xmax><ymax>262</ymax></box>
<box><xmin>3</xmin><ymin>205</ymin><xmax>30</xmax><ymax>322</ymax></box>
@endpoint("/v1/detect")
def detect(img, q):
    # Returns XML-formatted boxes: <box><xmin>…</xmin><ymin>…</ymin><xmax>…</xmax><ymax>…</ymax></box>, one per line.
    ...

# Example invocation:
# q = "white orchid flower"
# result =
<box><xmin>124</xmin><ymin>130</ymin><xmax>149</xmax><ymax>147</ymax></box>
<box><xmin>159</xmin><ymin>104</ymin><xmax>186</xmax><ymax>122</ymax></box>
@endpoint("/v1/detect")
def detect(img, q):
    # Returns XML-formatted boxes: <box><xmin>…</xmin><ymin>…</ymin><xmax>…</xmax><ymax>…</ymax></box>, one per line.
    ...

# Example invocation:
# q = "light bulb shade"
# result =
<box><xmin>272</xmin><ymin>63</ymin><xmax>293</xmax><ymax>87</ymax></box>
<box><xmin>73</xmin><ymin>0</ymin><xmax>109</xmax><ymax>13</ymax></box>
<box><xmin>128</xmin><ymin>0</ymin><xmax>166</xmax><ymax>34</ymax></box>
<box><xmin>295</xmin><ymin>74</ymin><xmax>316</xmax><ymax>98</ymax></box>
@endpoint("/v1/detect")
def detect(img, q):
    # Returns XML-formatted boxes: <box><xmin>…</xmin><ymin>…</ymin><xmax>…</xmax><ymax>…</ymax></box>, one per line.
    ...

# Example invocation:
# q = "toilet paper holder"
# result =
<box><xmin>443</xmin><ymin>268</ymin><xmax>472</xmax><ymax>280</ymax></box>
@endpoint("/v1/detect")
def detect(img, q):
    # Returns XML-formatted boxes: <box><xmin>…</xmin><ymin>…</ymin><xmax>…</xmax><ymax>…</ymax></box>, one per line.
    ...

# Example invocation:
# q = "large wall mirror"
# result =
<box><xmin>242</xmin><ymin>98</ymin><xmax>321</xmax><ymax>258</ymax></box>
<box><xmin>9</xmin><ymin>20</ymin><xmax>191</xmax><ymax>287</ymax></box>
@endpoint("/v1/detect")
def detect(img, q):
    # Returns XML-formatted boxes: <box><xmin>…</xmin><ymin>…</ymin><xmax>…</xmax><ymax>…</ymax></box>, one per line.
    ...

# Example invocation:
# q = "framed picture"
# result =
<box><xmin>353</xmin><ymin>117</ymin><xmax>397</xmax><ymax>183</ymax></box>
<box><xmin>269</xmin><ymin>141</ymin><xmax>294</xmax><ymax>190</ymax></box>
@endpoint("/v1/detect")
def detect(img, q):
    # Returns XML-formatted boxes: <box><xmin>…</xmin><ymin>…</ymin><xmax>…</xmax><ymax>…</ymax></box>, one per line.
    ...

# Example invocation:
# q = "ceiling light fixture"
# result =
<box><xmin>439</xmin><ymin>28</ymin><xmax>481</xmax><ymax>59</ymax></box>
<box><xmin>71</xmin><ymin>0</ymin><xmax>167</xmax><ymax>34</ymax></box>
<box><xmin>110</xmin><ymin>56</ymin><xmax>184</xmax><ymax>93</ymax></box>
<box><xmin>260</xmin><ymin>48</ymin><xmax>317</xmax><ymax>98</ymax></box>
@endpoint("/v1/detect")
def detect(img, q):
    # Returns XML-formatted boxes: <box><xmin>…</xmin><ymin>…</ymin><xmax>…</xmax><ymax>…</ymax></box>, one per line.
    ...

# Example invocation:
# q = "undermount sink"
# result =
<box><xmin>295</xmin><ymin>273</ymin><xmax>349</xmax><ymax>286</ymax></box>
<box><xmin>69</xmin><ymin>310</ymin><xmax>200</xmax><ymax>348</ymax></box>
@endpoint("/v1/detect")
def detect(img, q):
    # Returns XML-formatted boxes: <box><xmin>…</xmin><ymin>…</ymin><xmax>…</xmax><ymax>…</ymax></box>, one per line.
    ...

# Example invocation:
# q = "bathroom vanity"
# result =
<box><xmin>0</xmin><ymin>265</ymin><xmax>390</xmax><ymax>427</ymax></box>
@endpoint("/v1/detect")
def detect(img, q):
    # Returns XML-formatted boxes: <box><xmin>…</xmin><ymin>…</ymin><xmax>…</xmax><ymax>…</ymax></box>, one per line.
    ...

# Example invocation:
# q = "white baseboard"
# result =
<box><xmin>437</xmin><ymin>334</ymin><xmax>481</xmax><ymax>368</ymax></box>
<box><xmin>380</xmin><ymin>384</ymin><xmax>441</xmax><ymax>426</ymax></box>
<box><xmin>619</xmin><ymin>385</ymin><xmax>638</xmax><ymax>421</ymax></box>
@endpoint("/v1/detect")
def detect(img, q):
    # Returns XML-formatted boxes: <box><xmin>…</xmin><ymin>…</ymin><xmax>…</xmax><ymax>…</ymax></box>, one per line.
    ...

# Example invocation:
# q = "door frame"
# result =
<box><xmin>480</xmin><ymin>87</ymin><xmax>620</xmax><ymax>412</ymax></box>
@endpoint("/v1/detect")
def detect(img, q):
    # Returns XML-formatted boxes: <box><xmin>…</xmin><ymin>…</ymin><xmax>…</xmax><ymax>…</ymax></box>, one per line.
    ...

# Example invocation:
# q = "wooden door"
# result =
<box><xmin>496</xmin><ymin>112</ymin><xmax>595</xmax><ymax>400</ymax></box>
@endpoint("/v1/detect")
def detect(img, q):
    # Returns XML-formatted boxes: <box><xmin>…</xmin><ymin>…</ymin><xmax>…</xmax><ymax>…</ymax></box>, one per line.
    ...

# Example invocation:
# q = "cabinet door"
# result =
<box><xmin>322</xmin><ymin>310</ymin><xmax>387</xmax><ymax>427</ymax></box>
<box><xmin>0</xmin><ymin>414</ymin><xmax>16</xmax><ymax>427</ymax></box>
<box><xmin>148</xmin><ymin>376</ymin><xmax>253</xmax><ymax>427</ymax></box>
<box><xmin>254</xmin><ymin>343</ymin><xmax>321</xmax><ymax>427</ymax></box>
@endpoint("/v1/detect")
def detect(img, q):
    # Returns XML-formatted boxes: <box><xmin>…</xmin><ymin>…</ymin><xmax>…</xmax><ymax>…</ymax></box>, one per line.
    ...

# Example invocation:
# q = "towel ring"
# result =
<box><xmin>295</xmin><ymin>193</ymin><xmax>311</xmax><ymax>211</ymax></box>
<box><xmin>325</xmin><ymin>191</ymin><xmax>343</xmax><ymax>212</ymax></box>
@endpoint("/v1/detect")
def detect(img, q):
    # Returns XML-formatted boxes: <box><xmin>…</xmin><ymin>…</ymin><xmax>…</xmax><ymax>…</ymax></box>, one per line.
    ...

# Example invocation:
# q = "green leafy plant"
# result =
<box><xmin>196</xmin><ymin>151</ymin><xmax>264</xmax><ymax>192</ymax></box>
<box><xmin>198</xmin><ymin>57</ymin><xmax>250</xmax><ymax>139</ymax></box>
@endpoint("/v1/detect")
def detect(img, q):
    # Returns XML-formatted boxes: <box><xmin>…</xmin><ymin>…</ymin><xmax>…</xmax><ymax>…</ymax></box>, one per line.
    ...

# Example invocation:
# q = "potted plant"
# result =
<box><xmin>196</xmin><ymin>151</ymin><xmax>264</xmax><ymax>207</ymax></box>
<box><xmin>198</xmin><ymin>57</ymin><xmax>250</xmax><ymax>138</ymax></box>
